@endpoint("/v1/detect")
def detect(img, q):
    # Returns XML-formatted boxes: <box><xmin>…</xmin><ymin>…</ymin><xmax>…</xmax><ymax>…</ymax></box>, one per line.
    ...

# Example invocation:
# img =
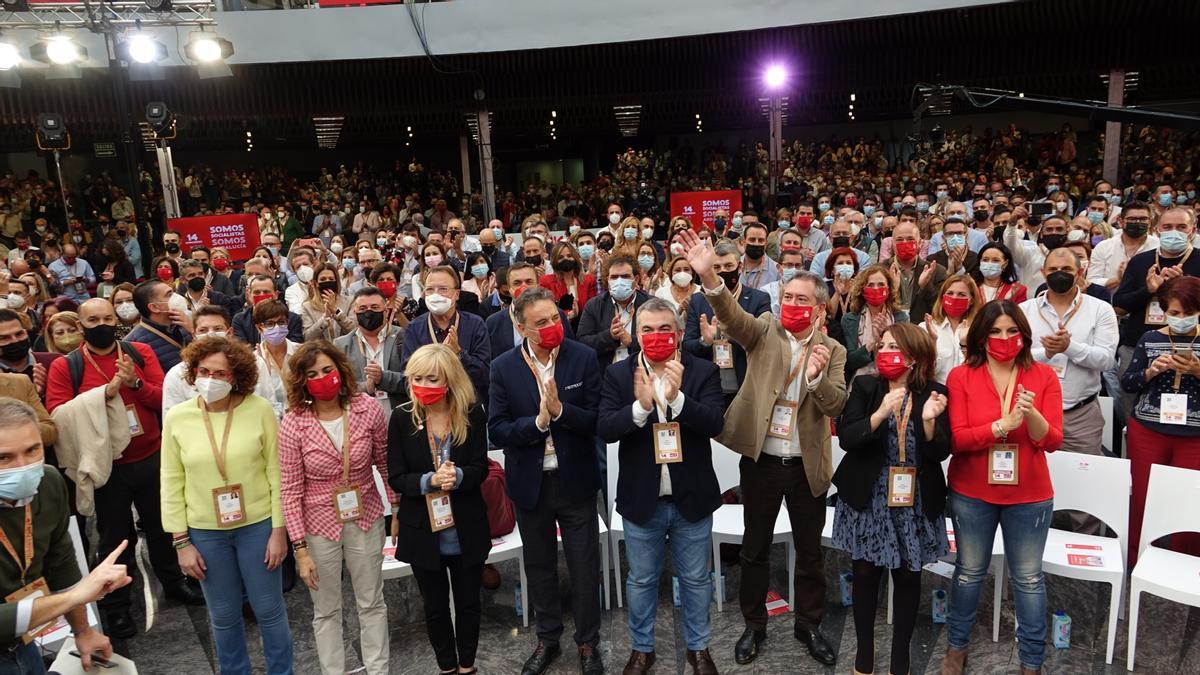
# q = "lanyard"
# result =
<box><xmin>1156</xmin><ymin>246</ymin><xmax>1193</xmax><ymax>271</ymax></box>
<box><xmin>335</xmin><ymin>410</ymin><xmax>351</xmax><ymax>484</ymax></box>
<box><xmin>1034</xmin><ymin>288</ymin><xmax>1083</xmax><ymax>333</ymax></box>
<box><xmin>1166</xmin><ymin>327</ymin><xmax>1200</xmax><ymax>391</ymax></box>
<box><xmin>427</xmin><ymin>312</ymin><xmax>456</xmax><ymax>344</ymax></box>
<box><xmin>781</xmin><ymin>337</ymin><xmax>816</xmax><ymax>402</ymax></box>
<box><xmin>0</xmin><ymin>505</ymin><xmax>33</xmax><ymax>584</ymax></box>
<box><xmin>81</xmin><ymin>342</ymin><xmax>125</xmax><ymax>381</ymax></box>
<box><xmin>426</xmin><ymin>426</ymin><xmax>450</xmax><ymax>469</ymax></box>
<box><xmin>638</xmin><ymin>352</ymin><xmax>676</xmax><ymax>420</ymax></box>
<box><xmin>137</xmin><ymin>321</ymin><xmax>183</xmax><ymax>350</ymax></box>
<box><xmin>520</xmin><ymin>341</ymin><xmax>558</xmax><ymax>401</ymax></box>
<box><xmin>894</xmin><ymin>391</ymin><xmax>913</xmax><ymax>464</ymax></box>
<box><xmin>997</xmin><ymin>367</ymin><xmax>1019</xmax><ymax>438</ymax></box>
<box><xmin>258</xmin><ymin>342</ymin><xmax>285</xmax><ymax>376</ymax></box>
<box><xmin>357</xmin><ymin>329</ymin><xmax>386</xmax><ymax>363</ymax></box>
<box><xmin>199</xmin><ymin>398</ymin><xmax>237</xmax><ymax>484</ymax></box>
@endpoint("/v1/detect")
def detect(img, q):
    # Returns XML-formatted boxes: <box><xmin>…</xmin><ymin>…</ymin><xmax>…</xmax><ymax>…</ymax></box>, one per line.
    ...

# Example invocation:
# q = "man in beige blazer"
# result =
<box><xmin>679</xmin><ymin>228</ymin><xmax>848</xmax><ymax>667</ymax></box>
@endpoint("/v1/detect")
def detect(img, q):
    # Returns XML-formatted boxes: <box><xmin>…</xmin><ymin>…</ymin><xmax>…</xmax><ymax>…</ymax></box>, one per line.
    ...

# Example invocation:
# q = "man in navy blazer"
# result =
<box><xmin>488</xmin><ymin>286</ymin><xmax>604</xmax><ymax>675</ymax></box>
<box><xmin>598</xmin><ymin>297</ymin><xmax>725</xmax><ymax>673</ymax></box>
<box><xmin>400</xmin><ymin>266</ymin><xmax>491</xmax><ymax>405</ymax></box>
<box><xmin>484</xmin><ymin>262</ymin><xmax>574</xmax><ymax>357</ymax></box>
<box><xmin>683</xmin><ymin>240</ymin><xmax>771</xmax><ymax>408</ymax></box>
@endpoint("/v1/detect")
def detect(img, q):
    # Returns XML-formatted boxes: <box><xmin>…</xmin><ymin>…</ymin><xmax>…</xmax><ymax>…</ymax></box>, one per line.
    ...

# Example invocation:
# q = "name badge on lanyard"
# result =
<box><xmin>1161</xmin><ymin>393</ymin><xmax>1188</xmax><ymax>425</ymax></box>
<box><xmin>653</xmin><ymin>422</ymin><xmax>682</xmax><ymax>464</ymax></box>
<box><xmin>887</xmin><ymin>393</ymin><xmax>916</xmax><ymax>507</ymax></box>
<box><xmin>213</xmin><ymin>484</ymin><xmax>246</xmax><ymax>527</ymax></box>
<box><xmin>1146</xmin><ymin>300</ymin><xmax>1167</xmax><ymax>325</ymax></box>
<box><xmin>426</xmin><ymin>428</ymin><xmax>455</xmax><ymax>532</ymax></box>
<box><xmin>988</xmin><ymin>368</ymin><xmax>1020</xmax><ymax>485</ymax></box>
<box><xmin>331</xmin><ymin>411</ymin><xmax>362</xmax><ymax>522</ymax></box>
<box><xmin>766</xmin><ymin>341</ymin><xmax>812</xmax><ymax>440</ymax></box>
<box><xmin>713</xmin><ymin>340</ymin><xmax>733</xmax><ymax>369</ymax></box>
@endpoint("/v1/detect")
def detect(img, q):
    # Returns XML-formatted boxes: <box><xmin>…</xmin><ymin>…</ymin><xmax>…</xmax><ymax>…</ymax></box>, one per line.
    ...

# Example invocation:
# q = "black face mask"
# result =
<box><xmin>82</xmin><ymin>324</ymin><xmax>117</xmax><ymax>350</ymax></box>
<box><xmin>831</xmin><ymin>236</ymin><xmax>851</xmax><ymax>248</ymax></box>
<box><xmin>481</xmin><ymin>244</ymin><xmax>497</xmax><ymax>256</ymax></box>
<box><xmin>186</xmin><ymin>277</ymin><xmax>206</xmax><ymax>292</ymax></box>
<box><xmin>553</xmin><ymin>258</ymin><xmax>579</xmax><ymax>274</ymax></box>
<box><xmin>1040</xmin><ymin>233</ymin><xmax>1066</xmax><ymax>250</ymax></box>
<box><xmin>498</xmin><ymin>292</ymin><xmax>512</xmax><ymax>305</ymax></box>
<box><xmin>525</xmin><ymin>255</ymin><xmax>543</xmax><ymax>268</ymax></box>
<box><xmin>0</xmin><ymin>337</ymin><xmax>29</xmax><ymax>363</ymax></box>
<box><xmin>1045</xmin><ymin>270</ymin><xmax>1076</xmax><ymax>294</ymax></box>
<box><xmin>597</xmin><ymin>240</ymin><xmax>614</xmax><ymax>252</ymax></box>
<box><xmin>317</xmin><ymin>281</ymin><xmax>338</xmax><ymax>294</ymax></box>
<box><xmin>718</xmin><ymin>269</ymin><xmax>740</xmax><ymax>291</ymax></box>
<box><xmin>356</xmin><ymin>309</ymin><xmax>384</xmax><ymax>331</ymax></box>
<box><xmin>713</xmin><ymin>217</ymin><xmax>726</xmax><ymax>231</ymax></box>
<box><xmin>881</xmin><ymin>229</ymin><xmax>894</xmax><ymax>240</ymax></box>
<box><xmin>165</xmin><ymin>243</ymin><xmax>180</xmax><ymax>254</ymax></box>
<box><xmin>973</xmin><ymin>210</ymin><xmax>990</xmax><ymax>223</ymax></box>
<box><xmin>744</xmin><ymin>244</ymin><xmax>765</xmax><ymax>260</ymax></box>
<box><xmin>1123</xmin><ymin>222</ymin><xmax>1148</xmax><ymax>239</ymax></box>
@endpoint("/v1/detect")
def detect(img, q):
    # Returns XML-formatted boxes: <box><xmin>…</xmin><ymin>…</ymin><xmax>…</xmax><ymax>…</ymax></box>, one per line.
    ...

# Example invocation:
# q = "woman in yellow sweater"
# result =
<box><xmin>160</xmin><ymin>335</ymin><xmax>293</xmax><ymax>675</ymax></box>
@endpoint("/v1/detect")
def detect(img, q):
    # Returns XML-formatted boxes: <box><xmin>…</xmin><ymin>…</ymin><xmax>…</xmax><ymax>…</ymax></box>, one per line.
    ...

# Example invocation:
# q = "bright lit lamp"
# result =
<box><xmin>764</xmin><ymin>64</ymin><xmax>786</xmax><ymax>89</ymax></box>
<box><xmin>0</xmin><ymin>43</ymin><xmax>19</xmax><ymax>71</ymax></box>
<box><xmin>45</xmin><ymin>37</ymin><xmax>81</xmax><ymax>65</ymax></box>
<box><xmin>185</xmin><ymin>32</ymin><xmax>233</xmax><ymax>63</ymax></box>
<box><xmin>126</xmin><ymin>34</ymin><xmax>162</xmax><ymax>64</ymax></box>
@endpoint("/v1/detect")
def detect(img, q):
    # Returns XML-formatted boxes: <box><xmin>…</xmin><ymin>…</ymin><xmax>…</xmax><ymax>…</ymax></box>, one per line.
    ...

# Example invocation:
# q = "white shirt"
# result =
<box><xmin>284</xmin><ymin>282</ymin><xmax>308</xmax><ymax>314</ymax></box>
<box><xmin>630</xmin><ymin>362</ymin><xmax>687</xmax><ymax>496</ymax></box>
<box><xmin>161</xmin><ymin>362</ymin><xmax>199</xmax><ymax>417</ymax></box>
<box><xmin>1018</xmin><ymin>290</ymin><xmax>1119</xmax><ymax>407</ymax></box>
<box><xmin>1003</xmin><ymin>224</ymin><xmax>1047</xmax><ymax>290</ymax></box>
<box><xmin>527</xmin><ymin>342</ymin><xmax>564</xmax><ymax>470</ymax></box>
<box><xmin>921</xmin><ymin>318</ymin><xmax>967</xmax><ymax>385</ymax></box>
<box><xmin>653</xmin><ymin>283</ymin><xmax>698</xmax><ymax>312</ymax></box>
<box><xmin>318</xmin><ymin>415</ymin><xmax>345</xmax><ymax>447</ymax></box>
<box><xmin>761</xmin><ymin>331</ymin><xmax>823</xmax><ymax>458</ymax></box>
<box><xmin>255</xmin><ymin>340</ymin><xmax>301</xmax><ymax>419</ymax></box>
<box><xmin>1087</xmin><ymin>234</ymin><xmax>1159</xmax><ymax>288</ymax></box>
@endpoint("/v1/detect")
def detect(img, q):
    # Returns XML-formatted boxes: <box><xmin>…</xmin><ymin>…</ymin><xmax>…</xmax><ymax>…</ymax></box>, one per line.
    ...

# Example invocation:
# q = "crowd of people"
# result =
<box><xmin>0</xmin><ymin>121</ymin><xmax>1195</xmax><ymax>675</ymax></box>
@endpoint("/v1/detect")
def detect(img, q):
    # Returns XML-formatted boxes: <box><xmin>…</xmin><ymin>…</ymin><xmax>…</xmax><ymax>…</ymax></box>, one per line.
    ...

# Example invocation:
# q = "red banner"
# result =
<box><xmin>669</xmin><ymin>190</ymin><xmax>742</xmax><ymax>230</ymax></box>
<box><xmin>166</xmin><ymin>214</ymin><xmax>261</xmax><ymax>261</ymax></box>
<box><xmin>317</xmin><ymin>0</ymin><xmax>402</xmax><ymax>6</ymax></box>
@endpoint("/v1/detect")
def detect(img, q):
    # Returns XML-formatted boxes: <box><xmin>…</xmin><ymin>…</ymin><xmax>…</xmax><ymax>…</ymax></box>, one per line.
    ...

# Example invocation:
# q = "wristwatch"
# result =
<box><xmin>130</xmin><ymin>377</ymin><xmax>143</xmax><ymax>391</ymax></box>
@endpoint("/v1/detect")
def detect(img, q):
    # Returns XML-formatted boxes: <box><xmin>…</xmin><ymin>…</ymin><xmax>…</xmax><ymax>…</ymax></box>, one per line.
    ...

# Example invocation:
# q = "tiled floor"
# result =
<box><xmin>63</xmin><ymin>535</ymin><xmax>1200</xmax><ymax>674</ymax></box>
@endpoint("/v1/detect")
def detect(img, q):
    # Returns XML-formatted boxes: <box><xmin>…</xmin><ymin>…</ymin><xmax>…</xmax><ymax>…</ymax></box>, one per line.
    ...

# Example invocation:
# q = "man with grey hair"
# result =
<box><xmin>177</xmin><ymin>259</ymin><xmax>236</xmax><ymax>317</ymax></box>
<box><xmin>599</xmin><ymin>297</ymin><xmax>725</xmax><ymax>674</ymax></box>
<box><xmin>489</xmin><ymin>286</ymin><xmax>605</xmax><ymax>675</ymax></box>
<box><xmin>0</xmin><ymin>398</ymin><xmax>129</xmax><ymax>670</ymax></box>
<box><xmin>679</xmin><ymin>228</ymin><xmax>848</xmax><ymax>667</ymax></box>
<box><xmin>683</xmin><ymin>239</ymin><xmax>771</xmax><ymax>409</ymax></box>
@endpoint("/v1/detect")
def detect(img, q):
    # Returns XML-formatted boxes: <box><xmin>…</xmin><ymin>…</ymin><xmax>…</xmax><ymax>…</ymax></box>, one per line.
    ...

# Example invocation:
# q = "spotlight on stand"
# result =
<box><xmin>35</xmin><ymin>113</ymin><xmax>70</xmax><ymax>150</ymax></box>
<box><xmin>145</xmin><ymin>101</ymin><xmax>175</xmax><ymax>138</ymax></box>
<box><xmin>763</xmin><ymin>63</ymin><xmax>787</xmax><ymax>90</ymax></box>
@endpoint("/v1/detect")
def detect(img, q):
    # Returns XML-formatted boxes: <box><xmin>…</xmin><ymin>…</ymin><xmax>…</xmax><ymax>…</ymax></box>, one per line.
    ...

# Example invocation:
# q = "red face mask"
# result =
<box><xmin>305</xmin><ymin>370</ymin><xmax>341</xmax><ymax>401</ymax></box>
<box><xmin>863</xmin><ymin>286</ymin><xmax>890</xmax><ymax>307</ymax></box>
<box><xmin>251</xmin><ymin>292</ymin><xmax>275</xmax><ymax>306</ymax></box>
<box><xmin>535</xmin><ymin>321</ymin><xmax>564</xmax><ymax>350</ymax></box>
<box><xmin>845</xmin><ymin>196</ymin><xmax>858</xmax><ymax>207</ymax></box>
<box><xmin>376</xmin><ymin>280</ymin><xmax>397</xmax><ymax>298</ymax></box>
<box><xmin>640</xmin><ymin>331</ymin><xmax>677</xmax><ymax>362</ymax></box>
<box><xmin>987</xmin><ymin>334</ymin><xmax>1024</xmax><ymax>362</ymax></box>
<box><xmin>780</xmin><ymin>303</ymin><xmax>816</xmax><ymax>333</ymax></box>
<box><xmin>876</xmin><ymin>350</ymin><xmax>908</xmax><ymax>380</ymax></box>
<box><xmin>794</xmin><ymin>215</ymin><xmax>814</xmax><ymax>230</ymax></box>
<box><xmin>411</xmin><ymin>383</ymin><xmax>447</xmax><ymax>406</ymax></box>
<box><xmin>942</xmin><ymin>294</ymin><xmax>971</xmax><ymax>318</ymax></box>
<box><xmin>212</xmin><ymin>258</ymin><xmax>230</xmax><ymax>272</ymax></box>
<box><xmin>156</xmin><ymin>267</ymin><xmax>174</xmax><ymax>282</ymax></box>
<box><xmin>512</xmin><ymin>284</ymin><xmax>529</xmax><ymax>299</ymax></box>
<box><xmin>895</xmin><ymin>240</ymin><xmax>919</xmax><ymax>262</ymax></box>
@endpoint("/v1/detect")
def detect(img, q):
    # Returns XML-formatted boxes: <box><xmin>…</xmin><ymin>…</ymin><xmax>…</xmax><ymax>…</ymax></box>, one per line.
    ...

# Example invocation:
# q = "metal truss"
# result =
<box><xmin>0</xmin><ymin>0</ymin><xmax>216</xmax><ymax>30</ymax></box>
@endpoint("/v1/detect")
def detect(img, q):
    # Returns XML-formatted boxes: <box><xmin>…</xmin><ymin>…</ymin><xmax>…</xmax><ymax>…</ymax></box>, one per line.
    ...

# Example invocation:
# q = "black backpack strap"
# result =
<box><xmin>119</xmin><ymin>341</ymin><xmax>145</xmax><ymax>370</ymax></box>
<box><xmin>65</xmin><ymin>350</ymin><xmax>84</xmax><ymax>396</ymax></box>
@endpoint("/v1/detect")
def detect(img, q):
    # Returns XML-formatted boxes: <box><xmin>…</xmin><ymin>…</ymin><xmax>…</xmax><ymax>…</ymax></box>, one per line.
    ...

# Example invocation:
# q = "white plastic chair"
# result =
<box><xmin>607</xmin><ymin>442</ymin><xmax>627</xmax><ymax>607</ymax></box>
<box><xmin>1099</xmin><ymin>396</ymin><xmax>1114</xmax><ymax>454</ymax></box>
<box><xmin>1128</xmin><ymin>464</ymin><xmax>1200</xmax><ymax>671</ymax></box>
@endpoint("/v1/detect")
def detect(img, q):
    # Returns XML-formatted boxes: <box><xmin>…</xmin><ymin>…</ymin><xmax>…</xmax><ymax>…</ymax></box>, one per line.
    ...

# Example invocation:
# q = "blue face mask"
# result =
<box><xmin>946</xmin><ymin>234</ymin><xmax>966</xmax><ymax>250</ymax></box>
<box><xmin>917</xmin><ymin>202</ymin><xmax>930</xmax><ymax>213</ymax></box>
<box><xmin>1160</xmin><ymin>229</ymin><xmax>1190</xmax><ymax>254</ymax></box>
<box><xmin>863</xmin><ymin>205</ymin><xmax>876</xmax><ymax>217</ymax></box>
<box><xmin>492</xmin><ymin>227</ymin><xmax>503</xmax><ymax>240</ymax></box>
<box><xmin>637</xmin><ymin>255</ymin><xmax>654</xmax><ymax>271</ymax></box>
<box><xmin>979</xmin><ymin>261</ymin><xmax>1004</xmax><ymax>279</ymax></box>
<box><xmin>1167</xmin><ymin>313</ymin><xmax>1199</xmax><ymax>336</ymax></box>
<box><xmin>1158</xmin><ymin>193</ymin><xmax>1175</xmax><ymax>207</ymax></box>
<box><xmin>822</xmin><ymin>214</ymin><xmax>835</xmax><ymax>227</ymax></box>
<box><xmin>818</xmin><ymin>203</ymin><xmax>831</xmax><ymax>212</ymax></box>
<box><xmin>1046</xmin><ymin>184</ymin><xmax>1060</xmax><ymax>193</ymax></box>
<box><xmin>342</xmin><ymin>259</ymin><xmax>356</xmax><ymax>271</ymax></box>
<box><xmin>1087</xmin><ymin>211</ymin><xmax>1105</xmax><ymax>225</ymax></box>
<box><xmin>780</xmin><ymin>267</ymin><xmax>799</xmax><ymax>283</ymax></box>
<box><xmin>1189</xmin><ymin>190</ymin><xmax>1197</xmax><ymax>200</ymax></box>
<box><xmin>936</xmin><ymin>190</ymin><xmax>949</xmax><ymax>201</ymax></box>
<box><xmin>1177</xmin><ymin>195</ymin><xmax>1189</xmax><ymax>205</ymax></box>
<box><xmin>578</xmin><ymin>244</ymin><xmax>595</xmax><ymax>260</ymax></box>
<box><xmin>470</xmin><ymin>264</ymin><xmax>489</xmax><ymax>279</ymax></box>
<box><xmin>834</xmin><ymin>263</ymin><xmax>855</xmax><ymax>280</ymax></box>
<box><xmin>777</xmin><ymin>219</ymin><xmax>790</xmax><ymax>230</ymax></box>
<box><xmin>0</xmin><ymin>461</ymin><xmax>43</xmax><ymax>503</ymax></box>
<box><xmin>874</xmin><ymin>216</ymin><xmax>884</xmax><ymax>229</ymax></box>
<box><xmin>732</xmin><ymin>215</ymin><xmax>743</xmax><ymax>228</ymax></box>
<box><xmin>609</xmin><ymin>277</ymin><xmax>634</xmax><ymax>301</ymax></box>
<box><xmin>623</xmin><ymin>228</ymin><xmax>638</xmax><ymax>241</ymax></box>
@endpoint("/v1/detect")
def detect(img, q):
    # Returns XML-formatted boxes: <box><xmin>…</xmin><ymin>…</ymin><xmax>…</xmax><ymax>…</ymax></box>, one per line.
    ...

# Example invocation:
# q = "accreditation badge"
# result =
<box><xmin>5</xmin><ymin>577</ymin><xmax>49</xmax><ymax>644</ymax></box>
<box><xmin>887</xmin><ymin>467</ymin><xmax>917</xmax><ymax>507</ymax></box>
<box><xmin>988</xmin><ymin>444</ymin><xmax>1020</xmax><ymax>485</ymax></box>
<box><xmin>333</xmin><ymin>485</ymin><xmax>363</xmax><ymax>523</ymax></box>
<box><xmin>653</xmin><ymin>422</ymin><xmax>683</xmax><ymax>464</ymax></box>
<box><xmin>426</xmin><ymin>491</ymin><xmax>454</xmax><ymax>532</ymax></box>
<box><xmin>766</xmin><ymin>400</ymin><xmax>797</xmax><ymax>439</ymax></box>
<box><xmin>713</xmin><ymin>340</ymin><xmax>734</xmax><ymax>369</ymax></box>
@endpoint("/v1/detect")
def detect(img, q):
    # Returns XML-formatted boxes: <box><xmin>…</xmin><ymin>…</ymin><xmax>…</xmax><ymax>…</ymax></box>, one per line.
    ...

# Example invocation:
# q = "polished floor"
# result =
<box><xmin>50</xmin><ymin>529</ymin><xmax>1200</xmax><ymax>675</ymax></box>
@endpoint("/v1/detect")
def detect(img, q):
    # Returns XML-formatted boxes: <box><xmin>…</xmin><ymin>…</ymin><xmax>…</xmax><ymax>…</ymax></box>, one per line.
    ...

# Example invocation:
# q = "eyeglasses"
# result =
<box><xmin>196</xmin><ymin>367</ymin><xmax>231</xmax><ymax>379</ymax></box>
<box><xmin>260</xmin><ymin>320</ymin><xmax>287</xmax><ymax>330</ymax></box>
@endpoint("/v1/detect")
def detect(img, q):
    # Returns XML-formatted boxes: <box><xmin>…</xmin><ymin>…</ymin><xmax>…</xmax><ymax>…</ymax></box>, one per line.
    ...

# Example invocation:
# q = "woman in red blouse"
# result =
<box><xmin>941</xmin><ymin>299</ymin><xmax>1063</xmax><ymax>675</ymax></box>
<box><xmin>278</xmin><ymin>341</ymin><xmax>395</xmax><ymax>675</ymax></box>
<box><xmin>540</xmin><ymin>241</ymin><xmax>596</xmax><ymax>328</ymax></box>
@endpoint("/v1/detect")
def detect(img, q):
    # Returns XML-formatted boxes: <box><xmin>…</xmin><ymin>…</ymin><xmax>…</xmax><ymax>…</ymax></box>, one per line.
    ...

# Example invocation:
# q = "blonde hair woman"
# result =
<box><xmin>654</xmin><ymin>255</ymin><xmax>697</xmax><ymax>316</ymax></box>
<box><xmin>920</xmin><ymin>274</ymin><xmax>981</xmax><ymax>384</ymax></box>
<box><xmin>43</xmin><ymin>310</ymin><xmax>81</xmax><ymax>354</ymax></box>
<box><xmin>613</xmin><ymin>216</ymin><xmax>645</xmax><ymax>259</ymax></box>
<box><xmin>299</xmin><ymin>262</ymin><xmax>356</xmax><ymax>341</ymax></box>
<box><xmin>388</xmin><ymin>344</ymin><xmax>489</xmax><ymax>675</ymax></box>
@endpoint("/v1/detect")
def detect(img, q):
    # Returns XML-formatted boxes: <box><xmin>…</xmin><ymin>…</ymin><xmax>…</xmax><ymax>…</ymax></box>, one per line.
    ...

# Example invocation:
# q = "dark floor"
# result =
<box><xmin>40</xmin><ymin>530</ymin><xmax>1200</xmax><ymax>675</ymax></box>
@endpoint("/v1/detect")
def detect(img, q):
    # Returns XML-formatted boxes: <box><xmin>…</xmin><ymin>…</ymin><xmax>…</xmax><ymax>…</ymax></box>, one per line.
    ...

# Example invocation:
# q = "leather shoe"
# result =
<box><xmin>733</xmin><ymin>628</ymin><xmax>766</xmax><ymax>665</ymax></box>
<box><xmin>794</xmin><ymin>626</ymin><xmax>836</xmax><ymax>666</ymax></box>
<box><xmin>686</xmin><ymin>648</ymin><xmax>718</xmax><ymax>675</ymax></box>
<box><xmin>105</xmin><ymin>611</ymin><xmax>136</xmax><ymax>639</ymax></box>
<box><xmin>521</xmin><ymin>641</ymin><xmax>561</xmax><ymax>675</ymax></box>
<box><xmin>579</xmin><ymin>644</ymin><xmax>604</xmax><ymax>675</ymax></box>
<box><xmin>939</xmin><ymin>646</ymin><xmax>967</xmax><ymax>675</ymax></box>
<box><xmin>622</xmin><ymin>649</ymin><xmax>654</xmax><ymax>675</ymax></box>
<box><xmin>164</xmin><ymin>580</ymin><xmax>206</xmax><ymax>606</ymax></box>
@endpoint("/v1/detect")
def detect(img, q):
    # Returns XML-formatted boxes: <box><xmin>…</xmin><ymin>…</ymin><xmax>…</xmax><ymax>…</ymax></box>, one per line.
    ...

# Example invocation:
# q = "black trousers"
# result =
<box><xmin>412</xmin><ymin>556</ymin><xmax>483</xmax><ymax>670</ymax></box>
<box><xmin>737</xmin><ymin>454</ymin><xmax>827</xmax><ymax>631</ymax></box>
<box><xmin>94</xmin><ymin>453</ymin><xmax>185</xmax><ymax>614</ymax></box>
<box><xmin>515</xmin><ymin>470</ymin><xmax>601</xmax><ymax>648</ymax></box>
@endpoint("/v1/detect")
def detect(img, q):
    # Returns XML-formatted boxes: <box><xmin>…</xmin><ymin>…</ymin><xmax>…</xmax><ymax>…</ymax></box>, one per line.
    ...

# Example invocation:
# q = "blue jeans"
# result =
<box><xmin>0</xmin><ymin>642</ymin><xmax>43</xmax><ymax>675</ymax></box>
<box><xmin>623</xmin><ymin>500</ymin><xmax>713</xmax><ymax>652</ymax></box>
<box><xmin>190</xmin><ymin>519</ymin><xmax>293</xmax><ymax>675</ymax></box>
<box><xmin>946</xmin><ymin>491</ymin><xmax>1052</xmax><ymax>669</ymax></box>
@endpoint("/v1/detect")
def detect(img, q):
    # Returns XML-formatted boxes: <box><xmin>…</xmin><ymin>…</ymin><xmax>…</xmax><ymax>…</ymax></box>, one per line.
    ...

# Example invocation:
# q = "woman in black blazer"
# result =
<box><xmin>832</xmin><ymin>322</ymin><xmax>951</xmax><ymax>675</ymax></box>
<box><xmin>388</xmin><ymin>343</ymin><xmax>491</xmax><ymax>675</ymax></box>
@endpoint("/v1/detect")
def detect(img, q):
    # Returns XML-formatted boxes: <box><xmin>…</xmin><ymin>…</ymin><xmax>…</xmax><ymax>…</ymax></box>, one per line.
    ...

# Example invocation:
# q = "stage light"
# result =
<box><xmin>125</xmin><ymin>34</ymin><xmax>165</xmax><ymax>64</ymax></box>
<box><xmin>764</xmin><ymin>64</ymin><xmax>786</xmax><ymax>90</ymax></box>
<box><xmin>44</xmin><ymin>36</ymin><xmax>82</xmax><ymax>65</ymax></box>
<box><xmin>0</xmin><ymin>42</ymin><xmax>19</xmax><ymax>71</ymax></box>
<box><xmin>185</xmin><ymin>32</ymin><xmax>233</xmax><ymax>63</ymax></box>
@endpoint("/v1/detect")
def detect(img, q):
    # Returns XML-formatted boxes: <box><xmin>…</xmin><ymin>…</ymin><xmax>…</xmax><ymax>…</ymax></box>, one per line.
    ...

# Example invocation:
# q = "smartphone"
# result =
<box><xmin>70</xmin><ymin>651</ymin><xmax>116</xmax><ymax>669</ymax></box>
<box><xmin>1029</xmin><ymin>202</ymin><xmax>1053</xmax><ymax>218</ymax></box>
<box><xmin>1173</xmin><ymin>345</ymin><xmax>1196</xmax><ymax>359</ymax></box>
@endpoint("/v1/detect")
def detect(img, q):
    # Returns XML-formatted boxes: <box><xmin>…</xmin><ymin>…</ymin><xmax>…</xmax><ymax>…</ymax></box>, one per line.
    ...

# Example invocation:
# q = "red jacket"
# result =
<box><xmin>539</xmin><ymin>273</ymin><xmax>597</xmax><ymax>318</ymax></box>
<box><xmin>946</xmin><ymin>361</ymin><xmax>1062</xmax><ymax>504</ymax></box>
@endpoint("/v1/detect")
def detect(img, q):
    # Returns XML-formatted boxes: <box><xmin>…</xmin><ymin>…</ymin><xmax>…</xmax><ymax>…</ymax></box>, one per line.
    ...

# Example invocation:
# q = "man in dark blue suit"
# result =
<box><xmin>484</xmin><ymin>262</ymin><xmax>574</xmax><ymax>357</ymax></box>
<box><xmin>598</xmin><ymin>298</ymin><xmax>725</xmax><ymax>674</ymax></box>
<box><xmin>400</xmin><ymin>266</ymin><xmax>491</xmax><ymax>404</ymax></box>
<box><xmin>488</xmin><ymin>286</ymin><xmax>604</xmax><ymax>675</ymax></box>
<box><xmin>683</xmin><ymin>239</ymin><xmax>771</xmax><ymax>409</ymax></box>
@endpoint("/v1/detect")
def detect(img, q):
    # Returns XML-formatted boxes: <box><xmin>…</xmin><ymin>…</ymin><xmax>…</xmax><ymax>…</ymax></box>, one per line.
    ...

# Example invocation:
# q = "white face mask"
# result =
<box><xmin>115</xmin><ymin>302</ymin><xmax>139</xmax><ymax>321</ymax></box>
<box><xmin>671</xmin><ymin>271</ymin><xmax>694</xmax><ymax>288</ymax></box>
<box><xmin>330</xmin><ymin>242</ymin><xmax>344</xmax><ymax>254</ymax></box>
<box><xmin>641</xmin><ymin>228</ymin><xmax>654</xmax><ymax>240</ymax></box>
<box><xmin>296</xmin><ymin>265</ymin><xmax>314</xmax><ymax>283</ymax></box>
<box><xmin>195</xmin><ymin>377</ymin><xmax>232</xmax><ymax>404</ymax></box>
<box><xmin>167</xmin><ymin>293</ymin><xmax>189</xmax><ymax>315</ymax></box>
<box><xmin>5</xmin><ymin>294</ymin><xmax>23</xmax><ymax>310</ymax></box>
<box><xmin>425</xmin><ymin>293</ymin><xmax>454</xmax><ymax>316</ymax></box>
<box><xmin>403</xmin><ymin>236</ymin><xmax>417</xmax><ymax>248</ymax></box>
<box><xmin>609</xmin><ymin>212</ymin><xmax>621</xmax><ymax>225</ymax></box>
